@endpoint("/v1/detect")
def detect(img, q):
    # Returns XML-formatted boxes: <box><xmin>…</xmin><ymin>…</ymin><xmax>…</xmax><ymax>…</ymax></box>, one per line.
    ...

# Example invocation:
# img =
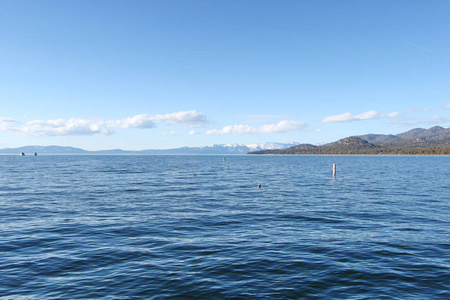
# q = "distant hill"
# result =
<box><xmin>0</xmin><ymin>142</ymin><xmax>298</xmax><ymax>155</ymax></box>
<box><xmin>287</xmin><ymin>144</ymin><xmax>318</xmax><ymax>151</ymax></box>
<box><xmin>356</xmin><ymin>133</ymin><xmax>401</xmax><ymax>144</ymax></box>
<box><xmin>357</xmin><ymin>126</ymin><xmax>449</xmax><ymax>143</ymax></box>
<box><xmin>249</xmin><ymin>126</ymin><xmax>450</xmax><ymax>155</ymax></box>
<box><xmin>3</xmin><ymin>127</ymin><xmax>449</xmax><ymax>156</ymax></box>
<box><xmin>0</xmin><ymin>145</ymin><xmax>89</xmax><ymax>155</ymax></box>
<box><xmin>396</xmin><ymin>126</ymin><xmax>448</xmax><ymax>139</ymax></box>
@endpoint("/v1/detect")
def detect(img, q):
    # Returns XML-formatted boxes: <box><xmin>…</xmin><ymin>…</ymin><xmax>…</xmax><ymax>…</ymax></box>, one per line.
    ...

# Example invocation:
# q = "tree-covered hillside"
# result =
<box><xmin>249</xmin><ymin>126</ymin><xmax>450</xmax><ymax>155</ymax></box>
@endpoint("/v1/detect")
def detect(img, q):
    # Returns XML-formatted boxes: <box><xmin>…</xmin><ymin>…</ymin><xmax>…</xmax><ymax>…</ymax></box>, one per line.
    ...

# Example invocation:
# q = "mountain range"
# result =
<box><xmin>2</xmin><ymin>126</ymin><xmax>449</xmax><ymax>155</ymax></box>
<box><xmin>0</xmin><ymin>142</ymin><xmax>298</xmax><ymax>155</ymax></box>
<box><xmin>250</xmin><ymin>126</ymin><xmax>450</xmax><ymax>155</ymax></box>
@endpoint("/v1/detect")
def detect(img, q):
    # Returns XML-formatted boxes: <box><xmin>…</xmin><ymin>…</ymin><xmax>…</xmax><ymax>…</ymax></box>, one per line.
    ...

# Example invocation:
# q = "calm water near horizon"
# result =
<box><xmin>0</xmin><ymin>155</ymin><xmax>449</xmax><ymax>299</ymax></box>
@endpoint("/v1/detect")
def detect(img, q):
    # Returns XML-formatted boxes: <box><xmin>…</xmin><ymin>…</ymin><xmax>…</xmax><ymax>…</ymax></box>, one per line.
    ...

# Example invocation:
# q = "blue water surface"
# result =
<box><xmin>0</xmin><ymin>155</ymin><xmax>449</xmax><ymax>299</ymax></box>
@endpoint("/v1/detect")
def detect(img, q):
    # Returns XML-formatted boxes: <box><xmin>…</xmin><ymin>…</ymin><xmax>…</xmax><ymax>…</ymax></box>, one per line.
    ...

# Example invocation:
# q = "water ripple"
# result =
<box><xmin>0</xmin><ymin>155</ymin><xmax>449</xmax><ymax>299</ymax></box>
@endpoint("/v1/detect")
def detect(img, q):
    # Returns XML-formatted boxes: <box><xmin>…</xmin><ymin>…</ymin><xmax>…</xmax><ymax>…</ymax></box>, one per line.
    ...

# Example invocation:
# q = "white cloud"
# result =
<box><xmin>259</xmin><ymin>120</ymin><xmax>306</xmax><ymax>133</ymax></box>
<box><xmin>207</xmin><ymin>125</ymin><xmax>256</xmax><ymax>135</ymax></box>
<box><xmin>17</xmin><ymin>118</ymin><xmax>112</xmax><ymax>136</ymax></box>
<box><xmin>112</xmin><ymin>114</ymin><xmax>156</xmax><ymax>129</ymax></box>
<box><xmin>325</xmin><ymin>105</ymin><xmax>443</xmax><ymax>124</ymax></box>
<box><xmin>439</xmin><ymin>102</ymin><xmax>450</xmax><ymax>110</ymax></box>
<box><xmin>322</xmin><ymin>110</ymin><xmax>381</xmax><ymax>123</ymax></box>
<box><xmin>188</xmin><ymin>130</ymin><xmax>199</xmax><ymax>135</ymax></box>
<box><xmin>112</xmin><ymin>110</ymin><xmax>208</xmax><ymax>129</ymax></box>
<box><xmin>206</xmin><ymin>120</ymin><xmax>306</xmax><ymax>135</ymax></box>
<box><xmin>0</xmin><ymin>110</ymin><xmax>209</xmax><ymax>137</ymax></box>
<box><xmin>151</xmin><ymin>110</ymin><xmax>208</xmax><ymax>126</ymax></box>
<box><xmin>386</xmin><ymin>111</ymin><xmax>401</xmax><ymax>118</ymax></box>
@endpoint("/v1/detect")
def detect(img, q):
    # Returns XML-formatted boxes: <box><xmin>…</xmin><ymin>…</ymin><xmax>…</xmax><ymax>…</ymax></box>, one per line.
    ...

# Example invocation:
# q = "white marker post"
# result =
<box><xmin>333</xmin><ymin>164</ymin><xmax>336</xmax><ymax>178</ymax></box>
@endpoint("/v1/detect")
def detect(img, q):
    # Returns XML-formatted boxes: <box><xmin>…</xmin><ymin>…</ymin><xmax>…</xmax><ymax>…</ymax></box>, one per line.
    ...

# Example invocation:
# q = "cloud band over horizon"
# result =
<box><xmin>2</xmin><ymin>104</ymin><xmax>447</xmax><ymax>139</ymax></box>
<box><xmin>0</xmin><ymin>110</ymin><xmax>209</xmax><ymax>136</ymax></box>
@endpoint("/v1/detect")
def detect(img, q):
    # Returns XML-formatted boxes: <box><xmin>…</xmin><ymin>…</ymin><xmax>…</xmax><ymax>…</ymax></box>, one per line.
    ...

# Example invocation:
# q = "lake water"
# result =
<box><xmin>0</xmin><ymin>155</ymin><xmax>449</xmax><ymax>299</ymax></box>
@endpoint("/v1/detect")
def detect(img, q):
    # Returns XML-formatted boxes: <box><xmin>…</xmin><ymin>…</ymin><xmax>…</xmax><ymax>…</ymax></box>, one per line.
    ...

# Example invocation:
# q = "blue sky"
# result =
<box><xmin>1</xmin><ymin>0</ymin><xmax>449</xmax><ymax>150</ymax></box>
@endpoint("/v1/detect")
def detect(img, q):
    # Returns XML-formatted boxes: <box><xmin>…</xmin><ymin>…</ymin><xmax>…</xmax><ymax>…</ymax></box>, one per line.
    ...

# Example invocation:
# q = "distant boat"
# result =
<box><xmin>20</xmin><ymin>152</ymin><xmax>25</xmax><ymax>156</ymax></box>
